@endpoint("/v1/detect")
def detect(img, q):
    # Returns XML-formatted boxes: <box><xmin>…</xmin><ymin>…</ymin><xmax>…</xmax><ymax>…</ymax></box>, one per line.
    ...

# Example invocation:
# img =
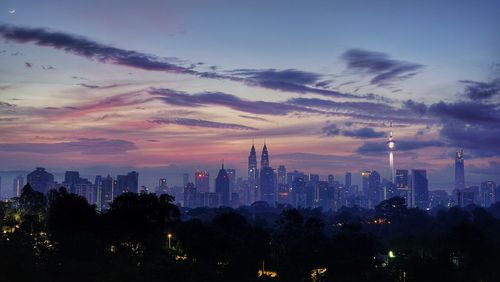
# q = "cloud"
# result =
<box><xmin>460</xmin><ymin>78</ymin><xmax>500</xmax><ymax>100</ymax></box>
<box><xmin>0</xmin><ymin>24</ymin><xmax>384</xmax><ymax>100</ymax></box>
<box><xmin>238</xmin><ymin>115</ymin><xmax>270</xmax><ymax>122</ymax></box>
<box><xmin>341</xmin><ymin>49</ymin><xmax>424</xmax><ymax>86</ymax></box>
<box><xmin>0</xmin><ymin>138</ymin><xmax>137</xmax><ymax>155</ymax></box>
<box><xmin>150</xmin><ymin>88</ymin><xmax>323</xmax><ymax>116</ymax></box>
<box><xmin>0</xmin><ymin>101</ymin><xmax>16</xmax><ymax>112</ymax></box>
<box><xmin>77</xmin><ymin>83</ymin><xmax>131</xmax><ymax>89</ymax></box>
<box><xmin>150</xmin><ymin>118</ymin><xmax>257</xmax><ymax>130</ymax></box>
<box><xmin>357</xmin><ymin>139</ymin><xmax>445</xmax><ymax>154</ymax></box>
<box><xmin>322</xmin><ymin>123</ymin><xmax>385</xmax><ymax>138</ymax></box>
<box><xmin>0</xmin><ymin>24</ymin><xmax>201</xmax><ymax>75</ymax></box>
<box><xmin>25</xmin><ymin>62</ymin><xmax>33</xmax><ymax>68</ymax></box>
<box><xmin>288</xmin><ymin>97</ymin><xmax>428</xmax><ymax>123</ymax></box>
<box><xmin>41</xmin><ymin>65</ymin><xmax>55</xmax><ymax>70</ymax></box>
<box><xmin>231</xmin><ymin>69</ymin><xmax>358</xmax><ymax>98</ymax></box>
<box><xmin>439</xmin><ymin>121</ymin><xmax>500</xmax><ymax>157</ymax></box>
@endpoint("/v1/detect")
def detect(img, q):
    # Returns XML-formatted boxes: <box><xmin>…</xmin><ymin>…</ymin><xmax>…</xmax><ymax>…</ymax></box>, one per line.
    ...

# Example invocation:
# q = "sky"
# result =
<box><xmin>0</xmin><ymin>0</ymin><xmax>499</xmax><ymax>191</ymax></box>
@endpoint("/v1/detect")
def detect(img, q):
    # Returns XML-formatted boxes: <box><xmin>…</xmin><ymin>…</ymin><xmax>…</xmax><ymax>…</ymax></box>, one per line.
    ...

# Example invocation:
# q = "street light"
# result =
<box><xmin>167</xmin><ymin>233</ymin><xmax>172</xmax><ymax>249</ymax></box>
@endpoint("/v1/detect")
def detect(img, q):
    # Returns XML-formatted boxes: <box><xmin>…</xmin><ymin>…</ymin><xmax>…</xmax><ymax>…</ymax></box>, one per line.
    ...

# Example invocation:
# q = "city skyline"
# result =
<box><xmin>1</xmin><ymin>1</ymin><xmax>499</xmax><ymax>190</ymax></box>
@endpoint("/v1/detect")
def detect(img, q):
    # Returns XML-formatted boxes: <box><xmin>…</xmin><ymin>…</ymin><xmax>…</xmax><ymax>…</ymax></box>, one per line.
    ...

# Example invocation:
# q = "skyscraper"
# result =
<box><xmin>27</xmin><ymin>167</ymin><xmax>54</xmax><ymax>194</ymax></box>
<box><xmin>183</xmin><ymin>173</ymin><xmax>189</xmax><ymax>188</ymax></box>
<box><xmin>455</xmin><ymin>149</ymin><xmax>465</xmax><ymax>190</ymax></box>
<box><xmin>195</xmin><ymin>171</ymin><xmax>210</xmax><ymax>193</ymax></box>
<box><xmin>361</xmin><ymin>171</ymin><xmax>371</xmax><ymax>197</ymax></box>
<box><xmin>277</xmin><ymin>165</ymin><xmax>286</xmax><ymax>185</ymax></box>
<box><xmin>345</xmin><ymin>172</ymin><xmax>351</xmax><ymax>190</ymax></box>
<box><xmin>368</xmin><ymin>171</ymin><xmax>381</xmax><ymax>208</ymax></box>
<box><xmin>215</xmin><ymin>163</ymin><xmax>230</xmax><ymax>206</ymax></box>
<box><xmin>260</xmin><ymin>166</ymin><xmax>275</xmax><ymax>205</ymax></box>
<box><xmin>64</xmin><ymin>171</ymin><xmax>80</xmax><ymax>193</ymax></box>
<box><xmin>411</xmin><ymin>169</ymin><xmax>429</xmax><ymax>209</ymax></box>
<box><xmin>395</xmin><ymin>169</ymin><xmax>409</xmax><ymax>204</ymax></box>
<box><xmin>480</xmin><ymin>181</ymin><xmax>496</xmax><ymax>207</ymax></box>
<box><xmin>13</xmin><ymin>175</ymin><xmax>24</xmax><ymax>197</ymax></box>
<box><xmin>95</xmin><ymin>175</ymin><xmax>103</xmax><ymax>211</ymax></box>
<box><xmin>248</xmin><ymin>143</ymin><xmax>257</xmax><ymax>181</ymax></box>
<box><xmin>226</xmin><ymin>168</ymin><xmax>236</xmax><ymax>194</ymax></box>
<box><xmin>261</xmin><ymin>143</ymin><xmax>270</xmax><ymax>169</ymax></box>
<box><xmin>101</xmin><ymin>175</ymin><xmax>114</xmax><ymax>210</ymax></box>
<box><xmin>387</xmin><ymin>123</ymin><xmax>396</xmax><ymax>183</ymax></box>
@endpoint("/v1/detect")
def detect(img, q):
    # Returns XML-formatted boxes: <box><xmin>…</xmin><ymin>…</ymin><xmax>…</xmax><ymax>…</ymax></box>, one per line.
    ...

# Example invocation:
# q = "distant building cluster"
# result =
<box><xmin>6</xmin><ymin>130</ymin><xmax>499</xmax><ymax>211</ymax></box>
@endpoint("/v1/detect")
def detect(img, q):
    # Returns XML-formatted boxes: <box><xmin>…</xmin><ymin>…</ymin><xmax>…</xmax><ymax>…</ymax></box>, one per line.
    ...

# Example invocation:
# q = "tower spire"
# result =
<box><xmin>387</xmin><ymin>121</ymin><xmax>396</xmax><ymax>183</ymax></box>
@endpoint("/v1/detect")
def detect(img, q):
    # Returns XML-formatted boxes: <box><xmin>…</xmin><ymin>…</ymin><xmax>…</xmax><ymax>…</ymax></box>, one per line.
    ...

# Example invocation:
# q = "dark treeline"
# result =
<box><xmin>2</xmin><ymin>185</ymin><xmax>500</xmax><ymax>282</ymax></box>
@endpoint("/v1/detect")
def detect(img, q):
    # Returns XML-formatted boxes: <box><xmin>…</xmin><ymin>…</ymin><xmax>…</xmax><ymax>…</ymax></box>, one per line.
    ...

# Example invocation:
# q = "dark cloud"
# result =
<box><xmin>238</xmin><ymin>115</ymin><xmax>269</xmax><ymax>122</ymax></box>
<box><xmin>231</xmin><ymin>69</ymin><xmax>359</xmax><ymax>98</ymax></box>
<box><xmin>77</xmin><ymin>83</ymin><xmax>130</xmax><ymax>89</ymax></box>
<box><xmin>341</xmin><ymin>49</ymin><xmax>424</xmax><ymax>86</ymax></box>
<box><xmin>150</xmin><ymin>88</ymin><xmax>322</xmax><ymax>116</ymax></box>
<box><xmin>25</xmin><ymin>62</ymin><xmax>32</xmax><ymax>68</ymax></box>
<box><xmin>150</xmin><ymin>118</ymin><xmax>257</xmax><ymax>130</ymax></box>
<box><xmin>357</xmin><ymin>139</ymin><xmax>445</xmax><ymax>154</ymax></box>
<box><xmin>0</xmin><ymin>138</ymin><xmax>137</xmax><ymax>155</ymax></box>
<box><xmin>71</xmin><ymin>76</ymin><xmax>90</xmax><ymax>81</ymax></box>
<box><xmin>404</xmin><ymin>97</ymin><xmax>500</xmax><ymax>157</ymax></box>
<box><xmin>41</xmin><ymin>65</ymin><xmax>55</xmax><ymax>70</ymax></box>
<box><xmin>0</xmin><ymin>24</ymin><xmax>203</xmax><ymax>76</ymax></box>
<box><xmin>288</xmin><ymin>97</ymin><xmax>428</xmax><ymax>123</ymax></box>
<box><xmin>0</xmin><ymin>101</ymin><xmax>16</xmax><ymax>112</ymax></box>
<box><xmin>439</xmin><ymin>121</ymin><xmax>500</xmax><ymax>157</ymax></box>
<box><xmin>460</xmin><ymin>78</ymin><xmax>500</xmax><ymax>100</ymax></box>
<box><xmin>429</xmin><ymin>101</ymin><xmax>499</xmax><ymax>124</ymax></box>
<box><xmin>322</xmin><ymin>123</ymin><xmax>385</xmax><ymax>138</ymax></box>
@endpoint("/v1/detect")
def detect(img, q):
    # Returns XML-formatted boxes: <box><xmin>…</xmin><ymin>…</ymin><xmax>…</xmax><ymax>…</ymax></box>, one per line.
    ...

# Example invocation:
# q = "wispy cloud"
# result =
<box><xmin>0</xmin><ymin>138</ymin><xmax>137</xmax><ymax>154</ymax></box>
<box><xmin>322</xmin><ymin>123</ymin><xmax>386</xmax><ymax>138</ymax></box>
<box><xmin>150</xmin><ymin>88</ymin><xmax>323</xmax><ymax>116</ymax></box>
<box><xmin>149</xmin><ymin>117</ymin><xmax>257</xmax><ymax>130</ymax></box>
<box><xmin>341</xmin><ymin>49</ymin><xmax>424</xmax><ymax>86</ymax></box>
<box><xmin>460</xmin><ymin>77</ymin><xmax>500</xmax><ymax>101</ymax></box>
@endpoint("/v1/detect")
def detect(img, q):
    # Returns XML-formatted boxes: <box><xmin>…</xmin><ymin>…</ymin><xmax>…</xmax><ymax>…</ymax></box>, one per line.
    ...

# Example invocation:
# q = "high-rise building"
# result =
<box><xmin>455</xmin><ymin>149</ymin><xmax>465</xmax><ymax>190</ymax></box>
<box><xmin>411</xmin><ymin>169</ymin><xmax>429</xmax><ymax>209</ymax></box>
<box><xmin>368</xmin><ymin>171</ymin><xmax>381</xmax><ymax>208</ymax></box>
<box><xmin>156</xmin><ymin>178</ymin><xmax>168</xmax><ymax>195</ymax></box>
<box><xmin>328</xmin><ymin>175</ymin><xmax>335</xmax><ymax>187</ymax></box>
<box><xmin>387</xmin><ymin>123</ymin><xmax>396</xmax><ymax>183</ymax></box>
<box><xmin>27</xmin><ymin>167</ymin><xmax>54</xmax><ymax>194</ymax></box>
<box><xmin>127</xmin><ymin>171</ymin><xmax>139</xmax><ymax>193</ymax></box>
<box><xmin>277</xmin><ymin>165</ymin><xmax>286</xmax><ymax>185</ymax></box>
<box><xmin>114</xmin><ymin>171</ymin><xmax>139</xmax><ymax>197</ymax></box>
<box><xmin>261</xmin><ymin>143</ymin><xmax>270</xmax><ymax>169</ymax></box>
<box><xmin>215</xmin><ymin>163</ymin><xmax>230</xmax><ymax>206</ymax></box>
<box><xmin>195</xmin><ymin>171</ymin><xmax>210</xmax><ymax>193</ymax></box>
<box><xmin>101</xmin><ymin>175</ymin><xmax>114</xmax><ymax>210</ymax></box>
<box><xmin>226</xmin><ymin>168</ymin><xmax>236</xmax><ymax>195</ymax></box>
<box><xmin>95</xmin><ymin>175</ymin><xmax>103</xmax><ymax>211</ymax></box>
<box><xmin>480</xmin><ymin>181</ymin><xmax>496</xmax><ymax>207</ymax></box>
<box><xmin>361</xmin><ymin>171</ymin><xmax>371</xmax><ymax>198</ymax></box>
<box><xmin>309</xmin><ymin>174</ymin><xmax>320</xmax><ymax>187</ymax></box>
<box><xmin>260</xmin><ymin>166</ymin><xmax>275</xmax><ymax>205</ymax></box>
<box><xmin>248</xmin><ymin>143</ymin><xmax>258</xmax><ymax>181</ymax></box>
<box><xmin>183</xmin><ymin>173</ymin><xmax>189</xmax><ymax>188</ymax></box>
<box><xmin>395</xmin><ymin>169</ymin><xmax>409</xmax><ymax>204</ymax></box>
<box><xmin>74</xmin><ymin>179</ymin><xmax>95</xmax><ymax>204</ymax></box>
<box><xmin>13</xmin><ymin>175</ymin><xmax>24</xmax><ymax>197</ymax></box>
<box><xmin>292</xmin><ymin>177</ymin><xmax>307</xmax><ymax>208</ymax></box>
<box><xmin>344</xmin><ymin>172</ymin><xmax>351</xmax><ymax>190</ymax></box>
<box><xmin>64</xmin><ymin>171</ymin><xmax>80</xmax><ymax>193</ymax></box>
<box><xmin>183</xmin><ymin>182</ymin><xmax>197</xmax><ymax>208</ymax></box>
<box><xmin>287</xmin><ymin>170</ymin><xmax>306</xmax><ymax>185</ymax></box>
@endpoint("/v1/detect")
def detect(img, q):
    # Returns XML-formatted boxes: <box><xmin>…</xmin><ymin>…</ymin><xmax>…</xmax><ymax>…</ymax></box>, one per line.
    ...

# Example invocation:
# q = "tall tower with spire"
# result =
<box><xmin>261</xmin><ymin>142</ymin><xmax>270</xmax><ymax>169</ymax></box>
<box><xmin>387</xmin><ymin>122</ymin><xmax>396</xmax><ymax>183</ymax></box>
<box><xmin>248</xmin><ymin>142</ymin><xmax>257</xmax><ymax>181</ymax></box>
<box><xmin>455</xmin><ymin>149</ymin><xmax>465</xmax><ymax>190</ymax></box>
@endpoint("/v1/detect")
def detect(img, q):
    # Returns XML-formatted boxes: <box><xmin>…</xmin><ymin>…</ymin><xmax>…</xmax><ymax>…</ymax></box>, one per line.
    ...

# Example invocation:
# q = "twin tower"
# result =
<box><xmin>247</xmin><ymin>142</ymin><xmax>269</xmax><ymax>182</ymax></box>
